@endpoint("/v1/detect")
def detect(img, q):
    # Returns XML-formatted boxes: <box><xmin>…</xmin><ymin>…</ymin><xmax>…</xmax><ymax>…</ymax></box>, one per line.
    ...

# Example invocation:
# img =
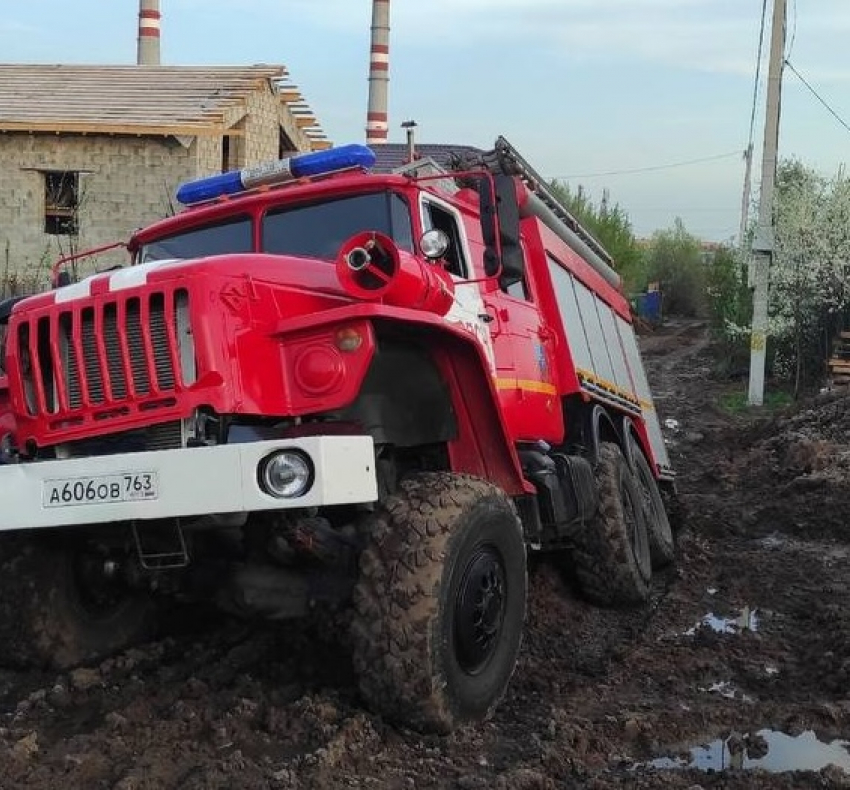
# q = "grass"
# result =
<box><xmin>717</xmin><ymin>387</ymin><xmax>794</xmax><ymax>414</ymax></box>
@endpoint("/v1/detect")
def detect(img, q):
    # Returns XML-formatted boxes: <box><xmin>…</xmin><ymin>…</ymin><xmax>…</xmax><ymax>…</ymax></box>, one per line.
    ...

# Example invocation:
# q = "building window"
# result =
<box><xmin>44</xmin><ymin>171</ymin><xmax>79</xmax><ymax>235</ymax></box>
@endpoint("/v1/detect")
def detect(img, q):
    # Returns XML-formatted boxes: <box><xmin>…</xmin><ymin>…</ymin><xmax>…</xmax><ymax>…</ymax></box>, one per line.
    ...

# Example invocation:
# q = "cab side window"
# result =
<box><xmin>422</xmin><ymin>201</ymin><xmax>468</xmax><ymax>278</ymax></box>
<box><xmin>506</xmin><ymin>277</ymin><xmax>531</xmax><ymax>301</ymax></box>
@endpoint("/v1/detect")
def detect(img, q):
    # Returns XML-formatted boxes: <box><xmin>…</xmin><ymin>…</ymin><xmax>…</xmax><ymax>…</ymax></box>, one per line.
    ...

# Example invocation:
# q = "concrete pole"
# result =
<box><xmin>748</xmin><ymin>0</ymin><xmax>786</xmax><ymax>406</ymax></box>
<box><xmin>137</xmin><ymin>0</ymin><xmax>161</xmax><ymax>66</ymax></box>
<box><xmin>739</xmin><ymin>143</ymin><xmax>754</xmax><ymax>251</ymax></box>
<box><xmin>366</xmin><ymin>0</ymin><xmax>390</xmax><ymax>145</ymax></box>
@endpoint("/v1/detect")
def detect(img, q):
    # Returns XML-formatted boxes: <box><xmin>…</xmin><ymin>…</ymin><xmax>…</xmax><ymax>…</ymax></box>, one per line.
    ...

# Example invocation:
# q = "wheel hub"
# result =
<box><xmin>454</xmin><ymin>546</ymin><xmax>507</xmax><ymax>674</ymax></box>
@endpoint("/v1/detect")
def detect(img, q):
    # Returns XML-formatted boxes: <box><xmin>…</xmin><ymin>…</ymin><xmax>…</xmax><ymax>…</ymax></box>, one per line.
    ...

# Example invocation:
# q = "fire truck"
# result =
<box><xmin>0</xmin><ymin>137</ymin><xmax>674</xmax><ymax>733</ymax></box>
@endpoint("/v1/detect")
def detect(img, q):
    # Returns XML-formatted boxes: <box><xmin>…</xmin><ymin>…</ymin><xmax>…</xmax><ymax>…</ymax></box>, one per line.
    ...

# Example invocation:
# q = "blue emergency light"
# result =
<box><xmin>176</xmin><ymin>143</ymin><xmax>377</xmax><ymax>205</ymax></box>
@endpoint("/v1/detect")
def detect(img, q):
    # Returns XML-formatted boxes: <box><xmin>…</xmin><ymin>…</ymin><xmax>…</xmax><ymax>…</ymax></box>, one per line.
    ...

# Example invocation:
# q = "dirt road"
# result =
<box><xmin>1</xmin><ymin>319</ymin><xmax>849</xmax><ymax>789</ymax></box>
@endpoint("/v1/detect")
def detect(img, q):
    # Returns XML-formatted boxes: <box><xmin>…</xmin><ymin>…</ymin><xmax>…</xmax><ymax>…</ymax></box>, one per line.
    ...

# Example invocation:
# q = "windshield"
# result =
<box><xmin>138</xmin><ymin>216</ymin><xmax>253</xmax><ymax>263</ymax></box>
<box><xmin>138</xmin><ymin>191</ymin><xmax>413</xmax><ymax>264</ymax></box>
<box><xmin>262</xmin><ymin>191</ymin><xmax>413</xmax><ymax>260</ymax></box>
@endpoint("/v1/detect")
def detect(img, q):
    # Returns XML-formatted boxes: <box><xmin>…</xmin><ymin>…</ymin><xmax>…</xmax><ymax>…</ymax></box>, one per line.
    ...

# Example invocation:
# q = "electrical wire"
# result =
<box><xmin>785</xmin><ymin>0</ymin><xmax>798</xmax><ymax>62</ymax></box>
<box><xmin>748</xmin><ymin>0</ymin><xmax>770</xmax><ymax>150</ymax></box>
<box><xmin>784</xmin><ymin>58</ymin><xmax>850</xmax><ymax>136</ymax></box>
<box><xmin>552</xmin><ymin>151</ymin><xmax>743</xmax><ymax>180</ymax></box>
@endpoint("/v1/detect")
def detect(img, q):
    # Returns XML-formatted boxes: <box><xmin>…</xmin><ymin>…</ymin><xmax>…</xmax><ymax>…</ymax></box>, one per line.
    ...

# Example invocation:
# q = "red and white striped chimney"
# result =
<box><xmin>137</xmin><ymin>0</ymin><xmax>161</xmax><ymax>66</ymax></box>
<box><xmin>366</xmin><ymin>0</ymin><xmax>390</xmax><ymax>145</ymax></box>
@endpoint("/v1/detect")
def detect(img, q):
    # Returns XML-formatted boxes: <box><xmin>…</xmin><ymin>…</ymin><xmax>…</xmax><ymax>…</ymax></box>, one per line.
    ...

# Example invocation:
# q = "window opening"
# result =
<box><xmin>422</xmin><ymin>201</ymin><xmax>467</xmax><ymax>278</ymax></box>
<box><xmin>44</xmin><ymin>171</ymin><xmax>79</xmax><ymax>235</ymax></box>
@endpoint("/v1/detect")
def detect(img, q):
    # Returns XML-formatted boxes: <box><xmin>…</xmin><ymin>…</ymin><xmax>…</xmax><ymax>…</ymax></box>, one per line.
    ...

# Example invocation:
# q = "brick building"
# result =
<box><xmin>0</xmin><ymin>64</ymin><xmax>329</xmax><ymax>289</ymax></box>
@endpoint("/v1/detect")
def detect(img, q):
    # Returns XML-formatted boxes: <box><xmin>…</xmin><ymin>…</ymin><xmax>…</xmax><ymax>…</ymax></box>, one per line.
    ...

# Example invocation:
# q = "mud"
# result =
<box><xmin>3</xmin><ymin>318</ymin><xmax>850</xmax><ymax>789</ymax></box>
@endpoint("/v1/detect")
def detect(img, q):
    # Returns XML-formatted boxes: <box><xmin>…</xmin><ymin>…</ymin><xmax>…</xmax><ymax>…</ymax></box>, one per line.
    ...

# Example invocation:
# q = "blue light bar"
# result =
<box><xmin>176</xmin><ymin>144</ymin><xmax>377</xmax><ymax>205</ymax></box>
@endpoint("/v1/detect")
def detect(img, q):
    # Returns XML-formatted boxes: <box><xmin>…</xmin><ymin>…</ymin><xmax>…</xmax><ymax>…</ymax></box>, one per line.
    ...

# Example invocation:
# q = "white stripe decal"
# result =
<box><xmin>108</xmin><ymin>259</ymin><xmax>182</xmax><ymax>292</ymax></box>
<box><xmin>54</xmin><ymin>280</ymin><xmax>92</xmax><ymax>304</ymax></box>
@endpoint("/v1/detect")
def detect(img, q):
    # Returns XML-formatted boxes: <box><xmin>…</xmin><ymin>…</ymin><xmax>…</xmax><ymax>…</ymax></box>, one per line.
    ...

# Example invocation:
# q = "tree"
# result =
<box><xmin>705</xmin><ymin>243</ymin><xmax>752</xmax><ymax>375</ymax></box>
<box><xmin>768</xmin><ymin>159</ymin><xmax>850</xmax><ymax>393</ymax></box>
<box><xmin>548</xmin><ymin>181</ymin><xmax>646</xmax><ymax>292</ymax></box>
<box><xmin>713</xmin><ymin>158</ymin><xmax>850</xmax><ymax>394</ymax></box>
<box><xmin>642</xmin><ymin>218</ymin><xmax>707</xmax><ymax>317</ymax></box>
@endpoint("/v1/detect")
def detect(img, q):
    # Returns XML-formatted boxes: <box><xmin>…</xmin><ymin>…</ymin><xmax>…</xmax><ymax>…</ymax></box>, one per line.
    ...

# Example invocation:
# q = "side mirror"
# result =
<box><xmin>479</xmin><ymin>174</ymin><xmax>524</xmax><ymax>288</ymax></box>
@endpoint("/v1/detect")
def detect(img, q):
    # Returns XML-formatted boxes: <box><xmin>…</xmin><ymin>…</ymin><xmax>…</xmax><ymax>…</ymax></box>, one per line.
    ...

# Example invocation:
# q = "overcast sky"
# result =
<box><xmin>2</xmin><ymin>0</ymin><xmax>848</xmax><ymax>241</ymax></box>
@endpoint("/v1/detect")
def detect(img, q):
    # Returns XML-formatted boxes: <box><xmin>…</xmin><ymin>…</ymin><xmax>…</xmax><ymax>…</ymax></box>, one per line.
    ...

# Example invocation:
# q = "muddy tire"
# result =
<box><xmin>630</xmin><ymin>443</ymin><xmax>674</xmax><ymax>569</ymax></box>
<box><xmin>573</xmin><ymin>442</ymin><xmax>652</xmax><ymax>607</ymax></box>
<box><xmin>351</xmin><ymin>472</ymin><xmax>527</xmax><ymax>734</ymax></box>
<box><xmin>0</xmin><ymin>533</ymin><xmax>156</xmax><ymax>669</ymax></box>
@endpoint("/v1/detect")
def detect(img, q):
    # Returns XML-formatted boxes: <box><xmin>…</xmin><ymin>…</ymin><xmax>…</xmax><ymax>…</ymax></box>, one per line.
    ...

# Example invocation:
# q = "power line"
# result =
<box><xmin>785</xmin><ymin>0</ymin><xmax>798</xmax><ymax>62</ymax></box>
<box><xmin>748</xmin><ymin>0</ymin><xmax>769</xmax><ymax>149</ymax></box>
<box><xmin>784</xmin><ymin>58</ymin><xmax>850</xmax><ymax>136</ymax></box>
<box><xmin>552</xmin><ymin>151</ymin><xmax>743</xmax><ymax>180</ymax></box>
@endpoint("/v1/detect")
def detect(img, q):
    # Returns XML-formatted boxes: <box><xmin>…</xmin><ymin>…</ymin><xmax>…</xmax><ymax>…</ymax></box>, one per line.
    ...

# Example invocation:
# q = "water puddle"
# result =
<box><xmin>648</xmin><ymin>730</ymin><xmax>850</xmax><ymax>773</ymax></box>
<box><xmin>684</xmin><ymin>606</ymin><xmax>758</xmax><ymax>636</ymax></box>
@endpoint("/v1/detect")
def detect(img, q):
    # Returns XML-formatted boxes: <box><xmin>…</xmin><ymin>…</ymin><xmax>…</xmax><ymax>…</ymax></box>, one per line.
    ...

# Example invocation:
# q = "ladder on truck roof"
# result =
<box><xmin>396</xmin><ymin>135</ymin><xmax>622</xmax><ymax>290</ymax></box>
<box><xmin>488</xmin><ymin>136</ymin><xmax>614</xmax><ymax>269</ymax></box>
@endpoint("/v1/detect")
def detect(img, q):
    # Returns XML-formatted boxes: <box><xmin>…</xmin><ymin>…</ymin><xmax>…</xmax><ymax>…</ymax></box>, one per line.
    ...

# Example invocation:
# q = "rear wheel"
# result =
<box><xmin>351</xmin><ymin>472</ymin><xmax>527</xmax><ymax>734</ymax></box>
<box><xmin>573</xmin><ymin>442</ymin><xmax>652</xmax><ymax>607</ymax></box>
<box><xmin>629</xmin><ymin>437</ymin><xmax>674</xmax><ymax>568</ymax></box>
<box><xmin>0</xmin><ymin>533</ymin><xmax>156</xmax><ymax>668</ymax></box>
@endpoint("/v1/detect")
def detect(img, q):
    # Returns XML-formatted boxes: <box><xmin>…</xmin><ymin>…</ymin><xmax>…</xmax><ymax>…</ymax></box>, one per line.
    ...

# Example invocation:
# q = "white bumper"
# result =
<box><xmin>0</xmin><ymin>436</ymin><xmax>377</xmax><ymax>531</ymax></box>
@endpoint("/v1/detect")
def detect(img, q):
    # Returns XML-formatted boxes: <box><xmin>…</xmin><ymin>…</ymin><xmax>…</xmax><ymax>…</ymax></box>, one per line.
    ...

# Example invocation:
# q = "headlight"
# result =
<box><xmin>258</xmin><ymin>450</ymin><xmax>313</xmax><ymax>499</ymax></box>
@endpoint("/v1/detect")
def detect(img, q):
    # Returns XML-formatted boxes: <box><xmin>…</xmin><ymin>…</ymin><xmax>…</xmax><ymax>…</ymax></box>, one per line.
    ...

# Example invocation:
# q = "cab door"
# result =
<box><xmin>483</xmin><ymin>271</ymin><xmax>563</xmax><ymax>443</ymax></box>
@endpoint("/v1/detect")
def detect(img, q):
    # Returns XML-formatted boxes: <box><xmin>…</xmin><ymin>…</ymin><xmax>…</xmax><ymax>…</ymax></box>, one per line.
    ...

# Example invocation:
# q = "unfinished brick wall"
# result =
<box><xmin>0</xmin><ymin>83</ymin><xmax>315</xmax><ymax>291</ymax></box>
<box><xmin>0</xmin><ymin>133</ymin><xmax>195</xmax><ymax>289</ymax></box>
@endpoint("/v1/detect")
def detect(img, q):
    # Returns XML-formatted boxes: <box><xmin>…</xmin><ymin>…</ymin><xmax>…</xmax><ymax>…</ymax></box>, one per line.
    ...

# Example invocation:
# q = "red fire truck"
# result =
<box><xmin>0</xmin><ymin>137</ymin><xmax>673</xmax><ymax>733</ymax></box>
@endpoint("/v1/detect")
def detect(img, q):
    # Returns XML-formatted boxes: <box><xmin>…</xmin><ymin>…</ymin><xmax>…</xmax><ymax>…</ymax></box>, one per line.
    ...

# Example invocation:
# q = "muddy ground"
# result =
<box><xmin>2</xmin><ymin>319</ymin><xmax>850</xmax><ymax>788</ymax></box>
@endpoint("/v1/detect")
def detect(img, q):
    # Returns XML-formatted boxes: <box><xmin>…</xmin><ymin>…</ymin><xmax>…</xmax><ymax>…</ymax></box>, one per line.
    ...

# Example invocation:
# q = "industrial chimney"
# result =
<box><xmin>365</xmin><ymin>0</ymin><xmax>390</xmax><ymax>145</ymax></box>
<box><xmin>137</xmin><ymin>0</ymin><xmax>161</xmax><ymax>66</ymax></box>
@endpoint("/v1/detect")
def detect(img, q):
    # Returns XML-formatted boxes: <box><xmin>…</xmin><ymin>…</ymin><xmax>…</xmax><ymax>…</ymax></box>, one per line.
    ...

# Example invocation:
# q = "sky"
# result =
<box><xmin>1</xmin><ymin>0</ymin><xmax>849</xmax><ymax>242</ymax></box>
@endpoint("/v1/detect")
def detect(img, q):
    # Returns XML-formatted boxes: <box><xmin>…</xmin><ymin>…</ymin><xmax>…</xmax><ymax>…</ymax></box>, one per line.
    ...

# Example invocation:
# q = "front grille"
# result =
<box><xmin>17</xmin><ymin>288</ymin><xmax>194</xmax><ymax>419</ymax></box>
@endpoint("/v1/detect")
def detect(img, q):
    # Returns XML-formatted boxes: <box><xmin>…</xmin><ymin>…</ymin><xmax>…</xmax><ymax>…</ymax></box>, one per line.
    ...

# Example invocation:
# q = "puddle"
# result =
<box><xmin>648</xmin><ymin>730</ymin><xmax>850</xmax><ymax>773</ymax></box>
<box><xmin>685</xmin><ymin>606</ymin><xmax>758</xmax><ymax>636</ymax></box>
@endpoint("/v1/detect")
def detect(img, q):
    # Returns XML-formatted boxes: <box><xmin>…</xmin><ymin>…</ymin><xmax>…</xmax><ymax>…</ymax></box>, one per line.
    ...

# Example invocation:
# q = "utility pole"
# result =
<box><xmin>739</xmin><ymin>143</ymin><xmax>754</xmax><ymax>251</ymax></box>
<box><xmin>748</xmin><ymin>0</ymin><xmax>786</xmax><ymax>406</ymax></box>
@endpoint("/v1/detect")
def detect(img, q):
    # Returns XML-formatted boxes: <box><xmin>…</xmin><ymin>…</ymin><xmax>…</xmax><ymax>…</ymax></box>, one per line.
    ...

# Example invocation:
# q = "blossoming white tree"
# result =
<box><xmin>768</xmin><ymin>159</ymin><xmax>850</xmax><ymax>392</ymax></box>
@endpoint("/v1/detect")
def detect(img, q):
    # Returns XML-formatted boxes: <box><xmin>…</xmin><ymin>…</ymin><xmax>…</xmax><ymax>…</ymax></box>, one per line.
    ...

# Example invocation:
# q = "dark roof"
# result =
<box><xmin>370</xmin><ymin>143</ymin><xmax>485</xmax><ymax>173</ymax></box>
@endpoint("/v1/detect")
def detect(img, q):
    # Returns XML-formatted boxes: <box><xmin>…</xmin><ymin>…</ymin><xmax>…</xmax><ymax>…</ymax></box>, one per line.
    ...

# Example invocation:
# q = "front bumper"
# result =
<box><xmin>0</xmin><ymin>435</ymin><xmax>377</xmax><ymax>531</ymax></box>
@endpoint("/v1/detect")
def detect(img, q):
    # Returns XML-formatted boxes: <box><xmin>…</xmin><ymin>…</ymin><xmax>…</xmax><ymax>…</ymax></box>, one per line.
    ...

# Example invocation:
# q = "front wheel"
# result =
<box><xmin>0</xmin><ymin>533</ymin><xmax>156</xmax><ymax>669</ymax></box>
<box><xmin>351</xmin><ymin>472</ymin><xmax>527</xmax><ymax>734</ymax></box>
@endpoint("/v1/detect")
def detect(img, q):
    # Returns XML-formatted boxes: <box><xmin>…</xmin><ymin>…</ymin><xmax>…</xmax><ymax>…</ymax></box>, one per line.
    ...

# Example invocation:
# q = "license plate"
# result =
<box><xmin>43</xmin><ymin>472</ymin><xmax>159</xmax><ymax>508</ymax></box>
